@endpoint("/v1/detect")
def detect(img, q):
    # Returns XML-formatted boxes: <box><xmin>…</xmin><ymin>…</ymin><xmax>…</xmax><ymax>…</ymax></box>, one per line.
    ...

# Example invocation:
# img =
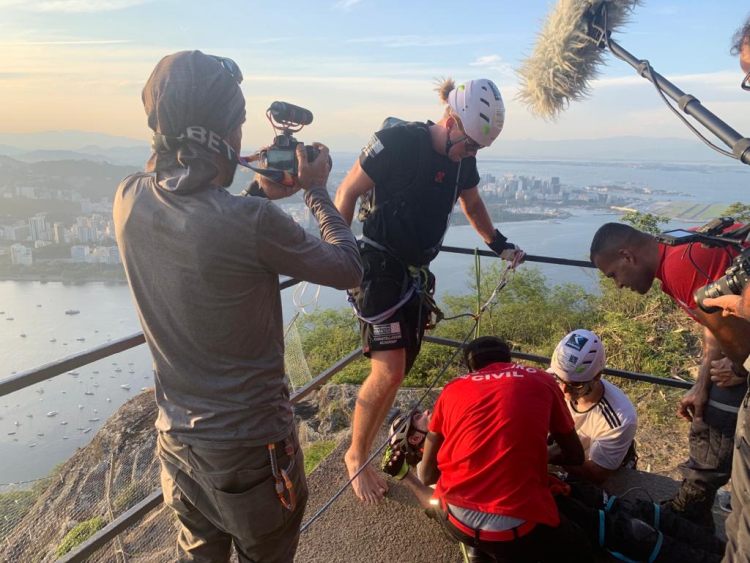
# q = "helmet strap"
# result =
<box><xmin>443</xmin><ymin>119</ymin><xmax>467</xmax><ymax>157</ymax></box>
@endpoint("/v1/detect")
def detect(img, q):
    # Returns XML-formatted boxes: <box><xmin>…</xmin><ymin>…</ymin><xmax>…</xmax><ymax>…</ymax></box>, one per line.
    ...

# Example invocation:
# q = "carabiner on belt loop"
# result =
<box><xmin>268</xmin><ymin>442</ymin><xmax>296</xmax><ymax>512</ymax></box>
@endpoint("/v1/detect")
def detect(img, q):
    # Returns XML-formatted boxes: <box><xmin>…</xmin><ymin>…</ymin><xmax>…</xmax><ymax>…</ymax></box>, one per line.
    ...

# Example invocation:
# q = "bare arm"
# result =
<box><xmin>420</xmin><ymin>431</ymin><xmax>444</xmax><ymax>486</ymax></box>
<box><xmin>334</xmin><ymin>160</ymin><xmax>375</xmax><ymax>226</ymax></box>
<box><xmin>563</xmin><ymin>460</ymin><xmax>613</xmax><ymax>485</ymax></box>
<box><xmin>694</xmin><ymin>305</ymin><xmax>750</xmax><ymax>365</ymax></box>
<box><xmin>458</xmin><ymin>186</ymin><xmax>496</xmax><ymax>244</ymax></box>
<box><xmin>677</xmin><ymin>326</ymin><xmax>723</xmax><ymax>423</ymax></box>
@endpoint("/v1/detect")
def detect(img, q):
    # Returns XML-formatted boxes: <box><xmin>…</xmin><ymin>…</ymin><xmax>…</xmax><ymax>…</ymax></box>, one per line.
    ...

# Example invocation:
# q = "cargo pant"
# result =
<box><xmin>673</xmin><ymin>386</ymin><xmax>743</xmax><ymax>523</ymax></box>
<box><xmin>723</xmin><ymin>388</ymin><xmax>750</xmax><ymax>562</ymax></box>
<box><xmin>157</xmin><ymin>430</ymin><xmax>308</xmax><ymax>563</ymax></box>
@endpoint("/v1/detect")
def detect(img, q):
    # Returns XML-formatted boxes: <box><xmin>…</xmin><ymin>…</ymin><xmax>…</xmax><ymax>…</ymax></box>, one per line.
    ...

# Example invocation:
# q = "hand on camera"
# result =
<box><xmin>702</xmin><ymin>294</ymin><xmax>743</xmax><ymax>318</ymax></box>
<box><xmin>295</xmin><ymin>142</ymin><xmax>330</xmax><ymax>191</ymax></box>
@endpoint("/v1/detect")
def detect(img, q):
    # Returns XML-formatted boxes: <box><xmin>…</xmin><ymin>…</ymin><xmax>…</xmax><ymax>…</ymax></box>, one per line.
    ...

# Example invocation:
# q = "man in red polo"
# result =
<box><xmin>385</xmin><ymin>336</ymin><xmax>592</xmax><ymax>562</ymax></box>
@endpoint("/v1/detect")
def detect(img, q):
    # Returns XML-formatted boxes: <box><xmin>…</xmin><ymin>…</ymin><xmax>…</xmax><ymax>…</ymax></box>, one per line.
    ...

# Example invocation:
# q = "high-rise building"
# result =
<box><xmin>10</xmin><ymin>244</ymin><xmax>32</xmax><ymax>265</ymax></box>
<box><xmin>53</xmin><ymin>222</ymin><xmax>67</xmax><ymax>244</ymax></box>
<box><xmin>29</xmin><ymin>213</ymin><xmax>48</xmax><ymax>242</ymax></box>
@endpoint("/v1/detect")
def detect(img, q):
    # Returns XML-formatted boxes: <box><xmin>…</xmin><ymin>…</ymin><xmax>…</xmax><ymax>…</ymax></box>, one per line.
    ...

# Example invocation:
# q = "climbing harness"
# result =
<box><xmin>348</xmin><ymin>237</ymin><xmax>444</xmax><ymax>328</ymax></box>
<box><xmin>301</xmin><ymin>251</ymin><xmax>522</xmax><ymax>533</ymax></box>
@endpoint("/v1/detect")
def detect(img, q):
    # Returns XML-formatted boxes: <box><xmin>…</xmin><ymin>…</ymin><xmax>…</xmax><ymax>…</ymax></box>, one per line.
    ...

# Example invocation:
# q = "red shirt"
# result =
<box><xmin>655</xmin><ymin>242</ymin><xmax>737</xmax><ymax>316</ymax></box>
<box><xmin>428</xmin><ymin>362</ymin><xmax>574</xmax><ymax>526</ymax></box>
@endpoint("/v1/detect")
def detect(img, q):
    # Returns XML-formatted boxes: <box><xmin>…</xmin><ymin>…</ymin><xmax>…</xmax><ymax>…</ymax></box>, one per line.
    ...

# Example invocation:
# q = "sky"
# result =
<box><xmin>0</xmin><ymin>0</ymin><xmax>749</xmax><ymax>156</ymax></box>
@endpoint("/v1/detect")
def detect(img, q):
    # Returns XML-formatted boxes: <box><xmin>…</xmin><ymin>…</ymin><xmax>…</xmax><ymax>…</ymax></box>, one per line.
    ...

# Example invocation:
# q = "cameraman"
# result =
<box><xmin>334</xmin><ymin>78</ymin><xmax>525</xmax><ymax>503</ymax></box>
<box><xmin>590</xmin><ymin>222</ymin><xmax>750</xmax><ymax>529</ymax></box>
<box><xmin>113</xmin><ymin>51</ymin><xmax>362</xmax><ymax>562</ymax></box>
<box><xmin>701</xmin><ymin>16</ymin><xmax>750</xmax><ymax>563</ymax></box>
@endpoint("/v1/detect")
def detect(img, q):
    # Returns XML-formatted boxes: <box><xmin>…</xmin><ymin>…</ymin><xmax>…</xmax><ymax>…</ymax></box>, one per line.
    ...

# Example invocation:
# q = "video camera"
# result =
<box><xmin>260</xmin><ymin>101</ymin><xmax>319</xmax><ymax>175</ymax></box>
<box><xmin>656</xmin><ymin>218</ymin><xmax>750</xmax><ymax>314</ymax></box>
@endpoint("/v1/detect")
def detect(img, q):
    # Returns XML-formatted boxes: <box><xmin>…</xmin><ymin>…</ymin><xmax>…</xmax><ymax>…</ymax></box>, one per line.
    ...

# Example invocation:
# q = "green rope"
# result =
<box><xmin>474</xmin><ymin>248</ymin><xmax>481</xmax><ymax>339</ymax></box>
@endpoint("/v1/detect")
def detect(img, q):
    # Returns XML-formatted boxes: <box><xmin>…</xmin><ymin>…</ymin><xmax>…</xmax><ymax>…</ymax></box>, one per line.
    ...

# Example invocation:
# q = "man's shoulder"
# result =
<box><xmin>369</xmin><ymin>121</ymin><xmax>427</xmax><ymax>154</ymax></box>
<box><xmin>599</xmin><ymin>380</ymin><xmax>637</xmax><ymax>427</ymax></box>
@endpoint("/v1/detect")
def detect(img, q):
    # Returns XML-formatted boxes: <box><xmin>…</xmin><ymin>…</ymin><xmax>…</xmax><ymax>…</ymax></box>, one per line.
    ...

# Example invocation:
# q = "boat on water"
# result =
<box><xmin>59</xmin><ymin>421</ymin><xmax>68</xmax><ymax>426</ymax></box>
<box><xmin>49</xmin><ymin>338</ymin><xmax>56</xmax><ymax>343</ymax></box>
<box><xmin>6</xmin><ymin>317</ymin><xmax>14</xmax><ymax>321</ymax></box>
<box><xmin>82</xmin><ymin>428</ymin><xmax>92</xmax><ymax>434</ymax></box>
<box><xmin>115</xmin><ymin>368</ymin><xmax>122</xmax><ymax>373</ymax></box>
<box><xmin>120</xmin><ymin>384</ymin><xmax>131</xmax><ymax>390</ymax></box>
<box><xmin>88</xmin><ymin>418</ymin><xmax>100</xmax><ymax>422</ymax></box>
<box><xmin>46</xmin><ymin>411</ymin><xmax>58</xmax><ymax>417</ymax></box>
<box><xmin>65</xmin><ymin>309</ymin><xmax>80</xmax><ymax>315</ymax></box>
<box><xmin>20</xmin><ymin>334</ymin><xmax>26</xmax><ymax>338</ymax></box>
<box><xmin>76</xmin><ymin>337</ymin><xmax>85</xmax><ymax>342</ymax></box>
<box><xmin>68</xmin><ymin>371</ymin><xmax>79</xmax><ymax>376</ymax></box>
<box><xmin>84</xmin><ymin>391</ymin><xmax>95</xmax><ymax>396</ymax></box>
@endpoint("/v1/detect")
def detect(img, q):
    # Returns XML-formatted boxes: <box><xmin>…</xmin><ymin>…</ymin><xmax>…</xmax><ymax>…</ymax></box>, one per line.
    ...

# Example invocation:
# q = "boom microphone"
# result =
<box><xmin>517</xmin><ymin>0</ymin><xmax>640</xmax><ymax>119</ymax></box>
<box><xmin>517</xmin><ymin>0</ymin><xmax>750</xmax><ymax>166</ymax></box>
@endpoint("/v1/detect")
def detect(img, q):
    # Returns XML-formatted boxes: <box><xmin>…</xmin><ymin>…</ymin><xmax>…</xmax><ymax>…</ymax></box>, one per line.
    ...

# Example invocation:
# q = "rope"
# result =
<box><xmin>299</xmin><ymin>258</ymin><xmax>519</xmax><ymax>533</ymax></box>
<box><xmin>292</xmin><ymin>282</ymin><xmax>321</xmax><ymax>315</ymax></box>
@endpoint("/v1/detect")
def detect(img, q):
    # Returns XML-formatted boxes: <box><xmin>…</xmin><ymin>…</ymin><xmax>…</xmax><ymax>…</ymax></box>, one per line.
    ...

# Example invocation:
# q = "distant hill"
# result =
<box><xmin>0</xmin><ymin>130</ymin><xmax>741</xmax><ymax>167</ymax></box>
<box><xmin>0</xmin><ymin>155</ymin><xmax>140</xmax><ymax>200</ymax></box>
<box><xmin>492</xmin><ymin>135</ymin><xmax>734</xmax><ymax>164</ymax></box>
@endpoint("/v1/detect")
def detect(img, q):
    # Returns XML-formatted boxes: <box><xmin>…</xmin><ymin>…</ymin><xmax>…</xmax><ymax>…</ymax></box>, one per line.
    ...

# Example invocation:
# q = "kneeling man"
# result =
<box><xmin>548</xmin><ymin>329</ymin><xmax>638</xmax><ymax>485</ymax></box>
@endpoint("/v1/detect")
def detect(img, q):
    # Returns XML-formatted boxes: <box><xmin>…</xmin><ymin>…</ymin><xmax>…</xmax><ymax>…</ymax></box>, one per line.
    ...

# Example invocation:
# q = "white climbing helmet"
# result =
<box><xmin>549</xmin><ymin>329</ymin><xmax>606</xmax><ymax>383</ymax></box>
<box><xmin>447</xmin><ymin>78</ymin><xmax>505</xmax><ymax>147</ymax></box>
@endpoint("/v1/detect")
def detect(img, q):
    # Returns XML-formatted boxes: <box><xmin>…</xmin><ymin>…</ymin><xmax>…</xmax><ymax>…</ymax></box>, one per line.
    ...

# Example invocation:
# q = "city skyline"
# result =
<box><xmin>1</xmin><ymin>1</ymin><xmax>749</xmax><ymax>158</ymax></box>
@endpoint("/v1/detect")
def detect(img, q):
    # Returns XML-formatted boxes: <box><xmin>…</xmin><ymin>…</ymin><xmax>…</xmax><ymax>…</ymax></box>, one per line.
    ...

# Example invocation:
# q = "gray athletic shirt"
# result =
<box><xmin>114</xmin><ymin>171</ymin><xmax>362</xmax><ymax>447</ymax></box>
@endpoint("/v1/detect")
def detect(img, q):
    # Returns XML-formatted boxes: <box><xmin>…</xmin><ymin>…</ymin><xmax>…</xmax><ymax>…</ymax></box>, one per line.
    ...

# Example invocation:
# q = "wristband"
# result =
<box><xmin>487</xmin><ymin>229</ymin><xmax>512</xmax><ymax>255</ymax></box>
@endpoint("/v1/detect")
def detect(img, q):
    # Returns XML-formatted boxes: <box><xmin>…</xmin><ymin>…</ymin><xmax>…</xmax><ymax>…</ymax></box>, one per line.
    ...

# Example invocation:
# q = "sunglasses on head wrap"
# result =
<box><xmin>209</xmin><ymin>55</ymin><xmax>243</xmax><ymax>84</ymax></box>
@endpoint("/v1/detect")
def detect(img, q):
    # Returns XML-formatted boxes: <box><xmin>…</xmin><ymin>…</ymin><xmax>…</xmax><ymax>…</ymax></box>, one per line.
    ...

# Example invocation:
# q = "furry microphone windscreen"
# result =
<box><xmin>517</xmin><ymin>0</ymin><xmax>641</xmax><ymax>119</ymax></box>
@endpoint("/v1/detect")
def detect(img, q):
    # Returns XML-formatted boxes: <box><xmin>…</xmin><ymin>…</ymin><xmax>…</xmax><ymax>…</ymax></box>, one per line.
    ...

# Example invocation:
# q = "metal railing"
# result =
<box><xmin>0</xmin><ymin>248</ymin><xmax>691</xmax><ymax>562</ymax></box>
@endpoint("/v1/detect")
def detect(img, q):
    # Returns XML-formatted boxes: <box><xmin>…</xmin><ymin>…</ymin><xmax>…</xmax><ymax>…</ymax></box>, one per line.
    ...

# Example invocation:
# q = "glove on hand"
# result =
<box><xmin>487</xmin><ymin>229</ymin><xmax>525</xmax><ymax>263</ymax></box>
<box><xmin>381</xmin><ymin>445</ymin><xmax>410</xmax><ymax>480</ymax></box>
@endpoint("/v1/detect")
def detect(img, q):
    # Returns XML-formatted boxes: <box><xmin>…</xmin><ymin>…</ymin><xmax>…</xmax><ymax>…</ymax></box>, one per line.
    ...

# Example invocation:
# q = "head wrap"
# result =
<box><xmin>142</xmin><ymin>50</ymin><xmax>246</xmax><ymax>192</ymax></box>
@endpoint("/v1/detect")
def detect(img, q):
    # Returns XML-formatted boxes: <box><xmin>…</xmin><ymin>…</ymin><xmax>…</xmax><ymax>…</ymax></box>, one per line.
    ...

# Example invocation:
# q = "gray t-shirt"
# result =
<box><xmin>114</xmin><ymin>172</ymin><xmax>362</xmax><ymax>446</ymax></box>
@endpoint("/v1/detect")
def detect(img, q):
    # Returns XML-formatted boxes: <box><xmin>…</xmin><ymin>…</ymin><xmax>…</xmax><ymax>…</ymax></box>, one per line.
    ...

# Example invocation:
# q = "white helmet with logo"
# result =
<box><xmin>447</xmin><ymin>78</ymin><xmax>505</xmax><ymax>147</ymax></box>
<box><xmin>549</xmin><ymin>329</ymin><xmax>606</xmax><ymax>383</ymax></box>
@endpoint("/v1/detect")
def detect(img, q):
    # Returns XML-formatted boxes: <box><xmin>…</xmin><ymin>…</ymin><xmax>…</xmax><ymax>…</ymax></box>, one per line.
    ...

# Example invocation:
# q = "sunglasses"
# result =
<box><xmin>551</xmin><ymin>372</ymin><xmax>588</xmax><ymax>391</ymax></box>
<box><xmin>210</xmin><ymin>55</ymin><xmax>243</xmax><ymax>84</ymax></box>
<box><xmin>742</xmin><ymin>70</ymin><xmax>750</xmax><ymax>91</ymax></box>
<box><xmin>454</xmin><ymin>118</ymin><xmax>484</xmax><ymax>152</ymax></box>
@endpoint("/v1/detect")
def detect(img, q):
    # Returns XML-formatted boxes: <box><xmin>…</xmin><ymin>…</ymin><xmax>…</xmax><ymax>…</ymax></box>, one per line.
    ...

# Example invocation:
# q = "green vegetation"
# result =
<box><xmin>0</xmin><ymin>475</ymin><xmax>55</xmax><ymax>542</ymax></box>
<box><xmin>621</xmin><ymin>211</ymin><xmax>669</xmax><ymax>234</ymax></box>
<box><xmin>55</xmin><ymin>516</ymin><xmax>106</xmax><ymax>557</ymax></box>
<box><xmin>299</xmin><ymin>259</ymin><xmax>697</xmax><ymax>388</ymax></box>
<box><xmin>303</xmin><ymin>440</ymin><xmax>338</xmax><ymax>474</ymax></box>
<box><xmin>0</xmin><ymin>262</ymin><xmax>126</xmax><ymax>283</ymax></box>
<box><xmin>724</xmin><ymin>202</ymin><xmax>750</xmax><ymax>222</ymax></box>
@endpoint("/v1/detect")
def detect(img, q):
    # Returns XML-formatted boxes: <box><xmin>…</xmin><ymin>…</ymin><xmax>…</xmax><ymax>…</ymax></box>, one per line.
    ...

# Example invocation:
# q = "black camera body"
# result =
<box><xmin>260</xmin><ymin>101</ymin><xmax>319</xmax><ymax>175</ymax></box>
<box><xmin>658</xmin><ymin>217</ymin><xmax>750</xmax><ymax>314</ymax></box>
<box><xmin>263</xmin><ymin>134</ymin><xmax>319</xmax><ymax>176</ymax></box>
<box><xmin>694</xmin><ymin>248</ymin><xmax>750</xmax><ymax>313</ymax></box>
